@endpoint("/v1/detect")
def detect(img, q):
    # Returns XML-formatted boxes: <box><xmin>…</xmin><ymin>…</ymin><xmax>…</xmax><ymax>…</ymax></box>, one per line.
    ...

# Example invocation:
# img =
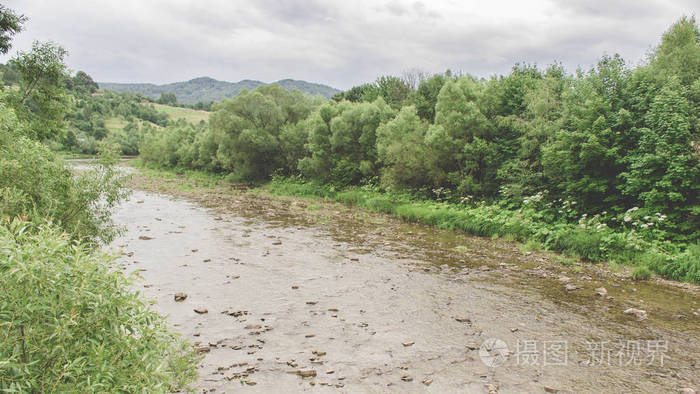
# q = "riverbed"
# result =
<box><xmin>109</xmin><ymin>173</ymin><xmax>699</xmax><ymax>393</ymax></box>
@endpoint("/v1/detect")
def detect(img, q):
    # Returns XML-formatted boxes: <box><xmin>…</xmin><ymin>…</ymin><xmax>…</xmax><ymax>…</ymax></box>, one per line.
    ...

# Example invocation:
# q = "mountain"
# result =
<box><xmin>98</xmin><ymin>77</ymin><xmax>340</xmax><ymax>104</ymax></box>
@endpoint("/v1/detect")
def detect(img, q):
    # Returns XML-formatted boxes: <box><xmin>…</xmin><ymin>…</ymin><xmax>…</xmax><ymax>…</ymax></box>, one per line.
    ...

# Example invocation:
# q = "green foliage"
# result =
<box><xmin>376</xmin><ymin>106</ymin><xmax>441</xmax><ymax>189</ymax></box>
<box><xmin>157</xmin><ymin>92</ymin><xmax>177</xmax><ymax>105</ymax></box>
<box><xmin>0</xmin><ymin>103</ymin><xmax>128</xmax><ymax>243</ymax></box>
<box><xmin>7</xmin><ymin>41</ymin><xmax>69</xmax><ymax>140</ymax></box>
<box><xmin>66</xmin><ymin>70</ymin><xmax>99</xmax><ymax>95</ymax></box>
<box><xmin>631</xmin><ymin>265</ymin><xmax>653</xmax><ymax>281</ymax></box>
<box><xmin>299</xmin><ymin>99</ymin><xmax>393</xmax><ymax>185</ymax></box>
<box><xmin>0</xmin><ymin>219</ymin><xmax>198</xmax><ymax>392</ymax></box>
<box><xmin>0</xmin><ymin>5</ymin><xmax>25</xmax><ymax>54</ymax></box>
<box><xmin>101</xmin><ymin>77</ymin><xmax>340</xmax><ymax>104</ymax></box>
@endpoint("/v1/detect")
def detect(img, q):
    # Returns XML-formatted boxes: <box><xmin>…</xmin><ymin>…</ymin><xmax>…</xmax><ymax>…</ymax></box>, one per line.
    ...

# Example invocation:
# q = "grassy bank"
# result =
<box><xmin>262</xmin><ymin>178</ymin><xmax>699</xmax><ymax>284</ymax></box>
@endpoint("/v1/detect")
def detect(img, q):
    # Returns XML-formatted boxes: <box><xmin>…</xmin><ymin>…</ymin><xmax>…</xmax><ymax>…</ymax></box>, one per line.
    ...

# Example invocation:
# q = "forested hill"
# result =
<box><xmin>98</xmin><ymin>76</ymin><xmax>340</xmax><ymax>104</ymax></box>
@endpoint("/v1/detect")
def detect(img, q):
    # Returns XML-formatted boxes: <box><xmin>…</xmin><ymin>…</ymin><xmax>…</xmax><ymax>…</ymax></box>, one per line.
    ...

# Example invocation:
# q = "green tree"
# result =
<box><xmin>6</xmin><ymin>41</ymin><xmax>69</xmax><ymax>140</ymax></box>
<box><xmin>376</xmin><ymin>106</ymin><xmax>441</xmax><ymax>189</ymax></box>
<box><xmin>157</xmin><ymin>92</ymin><xmax>177</xmax><ymax>105</ymax></box>
<box><xmin>0</xmin><ymin>5</ymin><xmax>25</xmax><ymax>54</ymax></box>
<box><xmin>70</xmin><ymin>70</ymin><xmax>99</xmax><ymax>95</ymax></box>
<box><xmin>621</xmin><ymin>77</ymin><xmax>699</xmax><ymax>239</ymax></box>
<box><xmin>414</xmin><ymin>73</ymin><xmax>446</xmax><ymax>122</ymax></box>
<box><xmin>299</xmin><ymin>99</ymin><xmax>394</xmax><ymax>185</ymax></box>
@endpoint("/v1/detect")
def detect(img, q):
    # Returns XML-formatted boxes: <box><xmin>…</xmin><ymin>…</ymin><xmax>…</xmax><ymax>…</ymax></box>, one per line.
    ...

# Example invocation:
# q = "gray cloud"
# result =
<box><xmin>1</xmin><ymin>0</ymin><xmax>696</xmax><ymax>89</ymax></box>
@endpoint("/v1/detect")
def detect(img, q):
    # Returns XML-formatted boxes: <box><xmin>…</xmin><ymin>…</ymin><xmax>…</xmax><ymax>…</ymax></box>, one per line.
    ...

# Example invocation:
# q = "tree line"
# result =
<box><xmin>140</xmin><ymin>17</ymin><xmax>699</xmax><ymax>245</ymax></box>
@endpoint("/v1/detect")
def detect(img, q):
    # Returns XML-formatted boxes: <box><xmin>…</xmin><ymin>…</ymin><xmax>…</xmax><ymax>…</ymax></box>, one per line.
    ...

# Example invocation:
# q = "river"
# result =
<box><xmin>108</xmin><ymin>170</ymin><xmax>699</xmax><ymax>393</ymax></box>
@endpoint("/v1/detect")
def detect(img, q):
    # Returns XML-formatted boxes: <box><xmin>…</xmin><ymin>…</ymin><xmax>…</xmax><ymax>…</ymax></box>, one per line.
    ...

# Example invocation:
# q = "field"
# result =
<box><xmin>151</xmin><ymin>103</ymin><xmax>210</xmax><ymax>123</ymax></box>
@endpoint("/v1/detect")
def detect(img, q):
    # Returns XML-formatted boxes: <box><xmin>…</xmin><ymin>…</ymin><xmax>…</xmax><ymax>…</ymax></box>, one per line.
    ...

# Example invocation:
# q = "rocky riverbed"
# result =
<box><xmin>108</xmin><ymin>170</ymin><xmax>699</xmax><ymax>393</ymax></box>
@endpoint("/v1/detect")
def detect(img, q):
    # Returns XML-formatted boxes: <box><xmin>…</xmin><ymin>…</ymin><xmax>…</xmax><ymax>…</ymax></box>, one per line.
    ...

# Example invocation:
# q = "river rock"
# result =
<box><xmin>564</xmin><ymin>283</ymin><xmax>581</xmax><ymax>291</ymax></box>
<box><xmin>272</xmin><ymin>240</ymin><xmax>282</xmax><ymax>245</ymax></box>
<box><xmin>174</xmin><ymin>292</ymin><xmax>187</xmax><ymax>302</ymax></box>
<box><xmin>196</xmin><ymin>345</ymin><xmax>210</xmax><ymax>354</ymax></box>
<box><xmin>194</xmin><ymin>307</ymin><xmax>208</xmax><ymax>314</ymax></box>
<box><xmin>401</xmin><ymin>375</ymin><xmax>413</xmax><ymax>382</ymax></box>
<box><xmin>297</xmin><ymin>370</ymin><xmax>316</xmax><ymax>378</ymax></box>
<box><xmin>138</xmin><ymin>235</ymin><xmax>153</xmax><ymax>240</ymax></box>
<box><xmin>455</xmin><ymin>317</ymin><xmax>471</xmax><ymax>323</ymax></box>
<box><xmin>422</xmin><ymin>378</ymin><xmax>433</xmax><ymax>386</ymax></box>
<box><xmin>679</xmin><ymin>389</ymin><xmax>696</xmax><ymax>394</ymax></box>
<box><xmin>558</xmin><ymin>276</ymin><xmax>571</xmax><ymax>283</ymax></box>
<box><xmin>402</xmin><ymin>341</ymin><xmax>415</xmax><ymax>347</ymax></box>
<box><xmin>623</xmin><ymin>308</ymin><xmax>647</xmax><ymax>321</ymax></box>
<box><xmin>466</xmin><ymin>342</ymin><xmax>479</xmax><ymax>350</ymax></box>
<box><xmin>595</xmin><ymin>287</ymin><xmax>608</xmax><ymax>297</ymax></box>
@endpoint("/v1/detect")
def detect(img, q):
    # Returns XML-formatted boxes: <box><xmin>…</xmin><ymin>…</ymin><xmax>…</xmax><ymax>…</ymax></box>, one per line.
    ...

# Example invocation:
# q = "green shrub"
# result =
<box><xmin>0</xmin><ymin>219</ymin><xmax>198</xmax><ymax>392</ymax></box>
<box><xmin>631</xmin><ymin>265</ymin><xmax>653</xmax><ymax>281</ymax></box>
<box><xmin>0</xmin><ymin>129</ymin><xmax>128</xmax><ymax>244</ymax></box>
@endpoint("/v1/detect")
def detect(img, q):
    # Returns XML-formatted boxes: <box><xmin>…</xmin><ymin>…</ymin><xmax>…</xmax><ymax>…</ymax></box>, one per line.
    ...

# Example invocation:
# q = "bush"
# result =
<box><xmin>0</xmin><ymin>131</ymin><xmax>128</xmax><ymax>244</ymax></box>
<box><xmin>631</xmin><ymin>265</ymin><xmax>653</xmax><ymax>281</ymax></box>
<box><xmin>0</xmin><ymin>219</ymin><xmax>198</xmax><ymax>392</ymax></box>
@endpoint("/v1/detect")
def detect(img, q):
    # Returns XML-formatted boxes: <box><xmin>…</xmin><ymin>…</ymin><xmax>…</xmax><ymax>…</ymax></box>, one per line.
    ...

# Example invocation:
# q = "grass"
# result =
<box><xmin>104</xmin><ymin>116</ymin><xmax>129</xmax><ymax>132</ymax></box>
<box><xmin>151</xmin><ymin>103</ymin><xmax>210</xmax><ymax>124</ymax></box>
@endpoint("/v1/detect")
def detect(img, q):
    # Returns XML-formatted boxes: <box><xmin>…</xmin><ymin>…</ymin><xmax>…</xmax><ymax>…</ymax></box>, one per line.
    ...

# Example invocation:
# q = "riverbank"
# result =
<box><xmin>129</xmin><ymin>160</ymin><xmax>699</xmax><ymax>286</ymax></box>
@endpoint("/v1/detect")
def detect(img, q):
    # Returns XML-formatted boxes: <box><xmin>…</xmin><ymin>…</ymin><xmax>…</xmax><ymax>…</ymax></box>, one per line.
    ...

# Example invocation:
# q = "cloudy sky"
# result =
<box><xmin>2</xmin><ymin>0</ymin><xmax>697</xmax><ymax>89</ymax></box>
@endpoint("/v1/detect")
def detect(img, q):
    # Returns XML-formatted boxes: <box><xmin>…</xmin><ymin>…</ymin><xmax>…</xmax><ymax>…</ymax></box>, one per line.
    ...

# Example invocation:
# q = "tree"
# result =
<box><xmin>376</xmin><ymin>106</ymin><xmax>441</xmax><ymax>189</ymax></box>
<box><xmin>70</xmin><ymin>70</ymin><xmax>99</xmax><ymax>95</ymax></box>
<box><xmin>621</xmin><ymin>77</ymin><xmax>699</xmax><ymax>239</ymax></box>
<box><xmin>7</xmin><ymin>41</ymin><xmax>69</xmax><ymax>140</ymax></box>
<box><xmin>0</xmin><ymin>5</ymin><xmax>25</xmax><ymax>54</ymax></box>
<box><xmin>157</xmin><ymin>92</ymin><xmax>177</xmax><ymax>105</ymax></box>
<box><xmin>414</xmin><ymin>73</ymin><xmax>446</xmax><ymax>122</ymax></box>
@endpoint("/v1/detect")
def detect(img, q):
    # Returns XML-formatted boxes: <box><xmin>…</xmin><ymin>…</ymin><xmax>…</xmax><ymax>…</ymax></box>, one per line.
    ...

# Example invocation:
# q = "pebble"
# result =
<box><xmin>174</xmin><ymin>292</ymin><xmax>187</xmax><ymax>302</ymax></box>
<box><xmin>194</xmin><ymin>307</ymin><xmax>208</xmax><ymax>314</ymax></box>
<box><xmin>297</xmin><ymin>370</ymin><xmax>317</xmax><ymax>378</ymax></box>
<box><xmin>401</xmin><ymin>375</ymin><xmax>413</xmax><ymax>382</ymax></box>
<box><xmin>422</xmin><ymin>378</ymin><xmax>433</xmax><ymax>386</ymax></box>
<box><xmin>623</xmin><ymin>308</ymin><xmax>648</xmax><ymax>321</ymax></box>
<box><xmin>564</xmin><ymin>283</ymin><xmax>581</xmax><ymax>291</ymax></box>
<box><xmin>138</xmin><ymin>235</ymin><xmax>154</xmax><ymax>240</ymax></box>
<box><xmin>402</xmin><ymin>341</ymin><xmax>415</xmax><ymax>347</ymax></box>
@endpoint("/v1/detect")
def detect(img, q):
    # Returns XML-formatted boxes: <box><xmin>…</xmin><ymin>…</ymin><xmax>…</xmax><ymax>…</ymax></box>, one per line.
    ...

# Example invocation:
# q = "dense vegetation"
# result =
<box><xmin>100</xmin><ymin>76</ymin><xmax>341</xmax><ymax>105</ymax></box>
<box><xmin>139</xmin><ymin>17</ymin><xmax>700</xmax><ymax>283</ymax></box>
<box><xmin>0</xmin><ymin>5</ymin><xmax>198</xmax><ymax>391</ymax></box>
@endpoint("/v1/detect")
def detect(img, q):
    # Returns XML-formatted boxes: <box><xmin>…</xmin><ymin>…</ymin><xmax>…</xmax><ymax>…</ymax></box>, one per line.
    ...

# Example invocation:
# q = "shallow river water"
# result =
<box><xmin>109</xmin><ymin>185</ymin><xmax>698</xmax><ymax>393</ymax></box>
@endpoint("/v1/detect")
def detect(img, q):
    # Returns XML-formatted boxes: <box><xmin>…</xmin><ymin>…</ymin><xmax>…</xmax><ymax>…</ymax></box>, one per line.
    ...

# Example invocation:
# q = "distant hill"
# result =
<box><xmin>98</xmin><ymin>77</ymin><xmax>340</xmax><ymax>104</ymax></box>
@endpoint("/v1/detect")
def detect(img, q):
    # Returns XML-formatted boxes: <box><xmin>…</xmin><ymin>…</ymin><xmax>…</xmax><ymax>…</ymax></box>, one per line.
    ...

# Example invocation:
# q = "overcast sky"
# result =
<box><xmin>2</xmin><ymin>0</ymin><xmax>697</xmax><ymax>89</ymax></box>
